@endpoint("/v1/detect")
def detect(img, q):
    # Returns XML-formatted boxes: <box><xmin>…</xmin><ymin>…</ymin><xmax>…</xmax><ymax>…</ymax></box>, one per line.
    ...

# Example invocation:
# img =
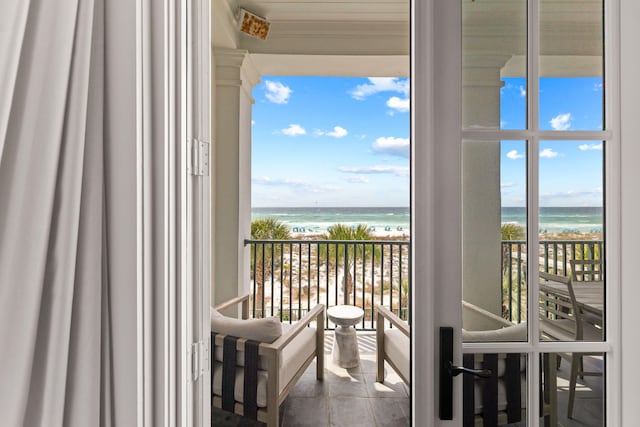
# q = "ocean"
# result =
<box><xmin>252</xmin><ymin>206</ymin><xmax>603</xmax><ymax>235</ymax></box>
<box><xmin>252</xmin><ymin>207</ymin><xmax>410</xmax><ymax>235</ymax></box>
<box><xmin>502</xmin><ymin>206</ymin><xmax>603</xmax><ymax>234</ymax></box>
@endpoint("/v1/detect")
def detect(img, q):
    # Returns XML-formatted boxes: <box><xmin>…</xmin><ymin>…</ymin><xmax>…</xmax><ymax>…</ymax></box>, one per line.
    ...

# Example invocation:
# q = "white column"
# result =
<box><xmin>462</xmin><ymin>54</ymin><xmax>510</xmax><ymax>323</ymax></box>
<box><xmin>212</xmin><ymin>48</ymin><xmax>260</xmax><ymax>307</ymax></box>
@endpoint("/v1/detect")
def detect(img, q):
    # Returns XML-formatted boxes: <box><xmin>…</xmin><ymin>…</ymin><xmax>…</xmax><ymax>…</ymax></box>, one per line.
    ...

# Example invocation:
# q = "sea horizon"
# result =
<box><xmin>252</xmin><ymin>206</ymin><xmax>603</xmax><ymax>236</ymax></box>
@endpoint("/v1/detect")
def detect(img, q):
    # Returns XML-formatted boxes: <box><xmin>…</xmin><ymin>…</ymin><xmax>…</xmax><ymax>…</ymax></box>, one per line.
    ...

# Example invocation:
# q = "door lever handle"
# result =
<box><xmin>440</xmin><ymin>327</ymin><xmax>494</xmax><ymax>420</ymax></box>
<box><xmin>449</xmin><ymin>361</ymin><xmax>491</xmax><ymax>378</ymax></box>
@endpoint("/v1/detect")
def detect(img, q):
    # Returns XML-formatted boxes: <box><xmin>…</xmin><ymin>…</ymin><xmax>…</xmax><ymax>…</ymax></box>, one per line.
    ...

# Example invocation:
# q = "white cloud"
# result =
<box><xmin>386</xmin><ymin>96</ymin><xmax>410</xmax><ymax>113</ymax></box>
<box><xmin>506</xmin><ymin>150</ymin><xmax>524</xmax><ymax>160</ymax></box>
<box><xmin>280</xmin><ymin>124</ymin><xmax>306</xmax><ymax>136</ymax></box>
<box><xmin>594</xmin><ymin>82</ymin><xmax>603</xmax><ymax>91</ymax></box>
<box><xmin>253</xmin><ymin>176</ymin><xmax>337</xmax><ymax>193</ymax></box>
<box><xmin>540</xmin><ymin>148</ymin><xmax>559</xmax><ymax>158</ymax></box>
<box><xmin>549</xmin><ymin>113</ymin><xmax>572</xmax><ymax>130</ymax></box>
<box><xmin>501</xmin><ymin>182</ymin><xmax>514</xmax><ymax>188</ymax></box>
<box><xmin>349</xmin><ymin>77</ymin><xmax>409</xmax><ymax>100</ymax></box>
<box><xmin>327</xmin><ymin>126</ymin><xmax>348</xmax><ymax>138</ymax></box>
<box><xmin>519</xmin><ymin>86</ymin><xmax>526</xmax><ymax>97</ymax></box>
<box><xmin>540</xmin><ymin>187</ymin><xmax>603</xmax><ymax>204</ymax></box>
<box><xmin>578</xmin><ymin>143</ymin><xmax>603</xmax><ymax>151</ymax></box>
<box><xmin>346</xmin><ymin>176</ymin><xmax>369</xmax><ymax>183</ymax></box>
<box><xmin>338</xmin><ymin>165</ymin><xmax>409</xmax><ymax>176</ymax></box>
<box><xmin>264</xmin><ymin>80</ymin><xmax>292</xmax><ymax>104</ymax></box>
<box><xmin>251</xmin><ymin>120</ymin><xmax>255</xmax><ymax>126</ymax></box>
<box><xmin>372</xmin><ymin>137</ymin><xmax>410</xmax><ymax>158</ymax></box>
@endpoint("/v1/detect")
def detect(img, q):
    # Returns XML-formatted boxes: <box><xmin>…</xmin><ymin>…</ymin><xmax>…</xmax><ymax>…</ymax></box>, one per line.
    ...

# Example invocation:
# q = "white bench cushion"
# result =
<box><xmin>211</xmin><ymin>308</ymin><xmax>282</xmax><ymax>343</ymax></box>
<box><xmin>462</xmin><ymin>322</ymin><xmax>527</xmax><ymax>342</ymax></box>
<box><xmin>384</xmin><ymin>328</ymin><xmax>409</xmax><ymax>381</ymax></box>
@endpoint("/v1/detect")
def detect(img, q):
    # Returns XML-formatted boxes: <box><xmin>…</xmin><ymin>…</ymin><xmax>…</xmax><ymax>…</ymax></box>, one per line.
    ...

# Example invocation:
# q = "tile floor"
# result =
<box><xmin>552</xmin><ymin>355</ymin><xmax>604</xmax><ymax>427</ymax></box>
<box><xmin>279</xmin><ymin>332</ymin><xmax>410</xmax><ymax>427</ymax></box>
<box><xmin>278</xmin><ymin>333</ymin><xmax>605</xmax><ymax>427</ymax></box>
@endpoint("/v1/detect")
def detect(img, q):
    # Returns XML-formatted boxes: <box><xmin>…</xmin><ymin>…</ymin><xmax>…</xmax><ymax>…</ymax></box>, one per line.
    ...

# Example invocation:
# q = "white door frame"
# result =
<box><xmin>180</xmin><ymin>0</ymin><xmax>211</xmax><ymax>425</ymax></box>
<box><xmin>135</xmin><ymin>0</ymin><xmax>211</xmax><ymax>425</ymax></box>
<box><xmin>619</xmin><ymin>1</ymin><xmax>640</xmax><ymax>425</ymax></box>
<box><xmin>412</xmin><ymin>0</ymin><xmax>462</xmax><ymax>424</ymax></box>
<box><xmin>412</xmin><ymin>0</ymin><xmax>623</xmax><ymax>425</ymax></box>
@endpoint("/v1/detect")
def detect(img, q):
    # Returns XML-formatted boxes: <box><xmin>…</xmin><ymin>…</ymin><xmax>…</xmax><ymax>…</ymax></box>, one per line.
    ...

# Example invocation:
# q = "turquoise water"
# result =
<box><xmin>502</xmin><ymin>207</ymin><xmax>603</xmax><ymax>234</ymax></box>
<box><xmin>252</xmin><ymin>206</ymin><xmax>603</xmax><ymax>235</ymax></box>
<box><xmin>252</xmin><ymin>207</ymin><xmax>410</xmax><ymax>234</ymax></box>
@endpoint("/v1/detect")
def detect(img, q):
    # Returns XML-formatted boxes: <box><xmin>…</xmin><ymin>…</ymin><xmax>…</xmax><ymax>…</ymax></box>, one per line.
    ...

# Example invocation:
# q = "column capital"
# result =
<box><xmin>463</xmin><ymin>52</ymin><xmax>512</xmax><ymax>68</ymax></box>
<box><xmin>463</xmin><ymin>52</ymin><xmax>512</xmax><ymax>88</ymax></box>
<box><xmin>214</xmin><ymin>48</ymin><xmax>261</xmax><ymax>100</ymax></box>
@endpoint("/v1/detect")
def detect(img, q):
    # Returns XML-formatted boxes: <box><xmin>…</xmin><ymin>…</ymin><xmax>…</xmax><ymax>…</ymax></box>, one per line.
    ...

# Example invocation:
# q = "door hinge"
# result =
<box><xmin>189</xmin><ymin>139</ymin><xmax>210</xmax><ymax>176</ymax></box>
<box><xmin>190</xmin><ymin>340</ymin><xmax>210</xmax><ymax>382</ymax></box>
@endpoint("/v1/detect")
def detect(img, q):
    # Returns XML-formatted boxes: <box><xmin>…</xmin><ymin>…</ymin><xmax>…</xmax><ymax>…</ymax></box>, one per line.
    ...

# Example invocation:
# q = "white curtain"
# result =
<box><xmin>0</xmin><ymin>0</ymin><xmax>129</xmax><ymax>425</ymax></box>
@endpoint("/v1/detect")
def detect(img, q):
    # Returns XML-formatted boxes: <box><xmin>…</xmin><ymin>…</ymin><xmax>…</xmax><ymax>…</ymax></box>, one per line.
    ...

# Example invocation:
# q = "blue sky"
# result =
<box><xmin>251</xmin><ymin>76</ymin><xmax>603</xmax><ymax>207</ymax></box>
<box><xmin>252</xmin><ymin>77</ymin><xmax>410</xmax><ymax>207</ymax></box>
<box><xmin>500</xmin><ymin>77</ymin><xmax>603</xmax><ymax>207</ymax></box>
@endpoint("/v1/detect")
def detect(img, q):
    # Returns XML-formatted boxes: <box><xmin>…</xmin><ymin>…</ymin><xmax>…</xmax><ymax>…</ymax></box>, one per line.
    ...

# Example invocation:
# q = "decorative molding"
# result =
<box><xmin>265</xmin><ymin>20</ymin><xmax>408</xmax><ymax>38</ymax></box>
<box><xmin>213</xmin><ymin>48</ymin><xmax>260</xmax><ymax>102</ymax></box>
<box><xmin>249</xmin><ymin>53</ymin><xmax>409</xmax><ymax>77</ymax></box>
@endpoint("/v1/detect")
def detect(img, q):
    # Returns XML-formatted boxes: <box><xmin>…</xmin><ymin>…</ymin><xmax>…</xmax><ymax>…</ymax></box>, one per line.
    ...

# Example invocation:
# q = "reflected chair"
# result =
<box><xmin>570</xmin><ymin>258</ymin><xmax>603</xmax><ymax>283</ymax></box>
<box><xmin>211</xmin><ymin>294</ymin><xmax>325</xmax><ymax>427</ymax></box>
<box><xmin>376</xmin><ymin>303</ymin><xmax>556</xmax><ymax>426</ymax></box>
<box><xmin>569</xmin><ymin>258</ymin><xmax>604</xmax><ymax>330</ymax></box>
<box><xmin>462</xmin><ymin>301</ymin><xmax>556</xmax><ymax>426</ymax></box>
<box><xmin>539</xmin><ymin>272</ymin><xmax>603</xmax><ymax>419</ymax></box>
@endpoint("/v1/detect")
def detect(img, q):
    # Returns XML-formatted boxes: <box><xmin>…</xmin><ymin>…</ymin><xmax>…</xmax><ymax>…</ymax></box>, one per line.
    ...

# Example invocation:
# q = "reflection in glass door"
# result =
<box><xmin>461</xmin><ymin>0</ymin><xmax>607</xmax><ymax>425</ymax></box>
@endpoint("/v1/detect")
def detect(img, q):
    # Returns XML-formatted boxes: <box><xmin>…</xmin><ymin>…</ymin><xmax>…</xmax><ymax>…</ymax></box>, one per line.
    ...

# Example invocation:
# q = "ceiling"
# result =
<box><xmin>212</xmin><ymin>0</ymin><xmax>603</xmax><ymax>77</ymax></box>
<box><xmin>212</xmin><ymin>0</ymin><xmax>410</xmax><ymax>76</ymax></box>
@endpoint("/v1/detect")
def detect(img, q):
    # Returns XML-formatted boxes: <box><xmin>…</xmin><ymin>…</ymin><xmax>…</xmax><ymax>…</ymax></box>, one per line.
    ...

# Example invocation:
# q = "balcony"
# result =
<box><xmin>275</xmin><ymin>332</ymin><xmax>603</xmax><ymax>426</ymax></box>
<box><xmin>246</xmin><ymin>238</ymin><xmax>604</xmax><ymax>327</ymax></box>
<box><xmin>241</xmin><ymin>238</ymin><xmax>604</xmax><ymax>425</ymax></box>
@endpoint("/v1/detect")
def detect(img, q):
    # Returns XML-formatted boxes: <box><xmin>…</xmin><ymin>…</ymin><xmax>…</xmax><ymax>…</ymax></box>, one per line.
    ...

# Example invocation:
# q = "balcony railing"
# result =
<box><xmin>245</xmin><ymin>239</ymin><xmax>410</xmax><ymax>330</ymax></box>
<box><xmin>502</xmin><ymin>239</ymin><xmax>604</xmax><ymax>323</ymax></box>
<box><xmin>245</xmin><ymin>238</ymin><xmax>603</xmax><ymax>329</ymax></box>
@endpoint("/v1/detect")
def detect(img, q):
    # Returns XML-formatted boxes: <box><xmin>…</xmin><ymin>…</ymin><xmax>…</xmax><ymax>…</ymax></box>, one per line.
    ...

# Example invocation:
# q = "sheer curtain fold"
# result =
<box><xmin>0</xmin><ymin>0</ymin><xmax>114</xmax><ymax>425</ymax></box>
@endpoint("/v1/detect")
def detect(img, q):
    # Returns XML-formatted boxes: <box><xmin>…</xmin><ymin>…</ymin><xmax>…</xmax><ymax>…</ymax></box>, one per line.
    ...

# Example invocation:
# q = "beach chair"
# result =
<box><xmin>375</xmin><ymin>305</ymin><xmax>410</xmax><ymax>384</ymax></box>
<box><xmin>376</xmin><ymin>302</ymin><xmax>556</xmax><ymax>426</ymax></box>
<box><xmin>462</xmin><ymin>301</ymin><xmax>557</xmax><ymax>426</ymax></box>
<box><xmin>539</xmin><ymin>272</ymin><xmax>602</xmax><ymax>419</ymax></box>
<box><xmin>570</xmin><ymin>258</ymin><xmax>603</xmax><ymax>282</ymax></box>
<box><xmin>211</xmin><ymin>294</ymin><xmax>325</xmax><ymax>427</ymax></box>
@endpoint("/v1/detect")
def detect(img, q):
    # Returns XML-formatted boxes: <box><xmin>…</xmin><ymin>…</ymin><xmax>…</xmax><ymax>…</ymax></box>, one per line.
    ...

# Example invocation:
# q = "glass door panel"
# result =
<box><xmin>462</xmin><ymin>140</ymin><xmax>528</xmax><ymax>340</ymax></box>
<box><xmin>540</xmin><ymin>353</ymin><xmax>605</xmax><ymax>426</ymax></box>
<box><xmin>452</xmin><ymin>0</ymin><xmax>611</xmax><ymax>425</ymax></box>
<box><xmin>539</xmin><ymin>0</ymin><xmax>604</xmax><ymax>131</ymax></box>
<box><xmin>538</xmin><ymin>140</ymin><xmax>605</xmax><ymax>343</ymax></box>
<box><xmin>462</xmin><ymin>0</ymin><xmax>527</xmax><ymax>130</ymax></box>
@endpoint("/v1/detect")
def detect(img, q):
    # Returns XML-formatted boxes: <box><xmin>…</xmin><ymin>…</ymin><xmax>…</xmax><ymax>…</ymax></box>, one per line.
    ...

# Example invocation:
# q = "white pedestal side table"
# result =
<box><xmin>327</xmin><ymin>305</ymin><xmax>364</xmax><ymax>368</ymax></box>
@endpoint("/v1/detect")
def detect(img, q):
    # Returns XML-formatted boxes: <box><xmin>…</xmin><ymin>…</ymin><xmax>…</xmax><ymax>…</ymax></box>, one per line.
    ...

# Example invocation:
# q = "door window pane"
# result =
<box><xmin>539</xmin><ymin>0</ymin><xmax>604</xmax><ymax>130</ymax></box>
<box><xmin>541</xmin><ymin>353</ymin><xmax>604</xmax><ymax>425</ymax></box>
<box><xmin>463</xmin><ymin>140</ymin><xmax>527</xmax><ymax>341</ymax></box>
<box><xmin>538</xmin><ymin>141</ymin><xmax>605</xmax><ymax>343</ymax></box>
<box><xmin>462</xmin><ymin>0</ymin><xmax>527</xmax><ymax>130</ymax></box>
<box><xmin>463</xmin><ymin>353</ymin><xmax>528</xmax><ymax>425</ymax></box>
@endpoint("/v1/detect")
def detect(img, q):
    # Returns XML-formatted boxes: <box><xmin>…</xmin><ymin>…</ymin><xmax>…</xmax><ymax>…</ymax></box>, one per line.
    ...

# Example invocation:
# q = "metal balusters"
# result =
<box><xmin>245</xmin><ymin>239</ymin><xmax>409</xmax><ymax>330</ymax></box>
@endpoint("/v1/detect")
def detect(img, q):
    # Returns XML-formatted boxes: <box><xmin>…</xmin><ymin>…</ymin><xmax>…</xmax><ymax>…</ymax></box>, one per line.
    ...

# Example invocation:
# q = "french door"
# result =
<box><xmin>413</xmin><ymin>0</ymin><xmax>619</xmax><ymax>425</ymax></box>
